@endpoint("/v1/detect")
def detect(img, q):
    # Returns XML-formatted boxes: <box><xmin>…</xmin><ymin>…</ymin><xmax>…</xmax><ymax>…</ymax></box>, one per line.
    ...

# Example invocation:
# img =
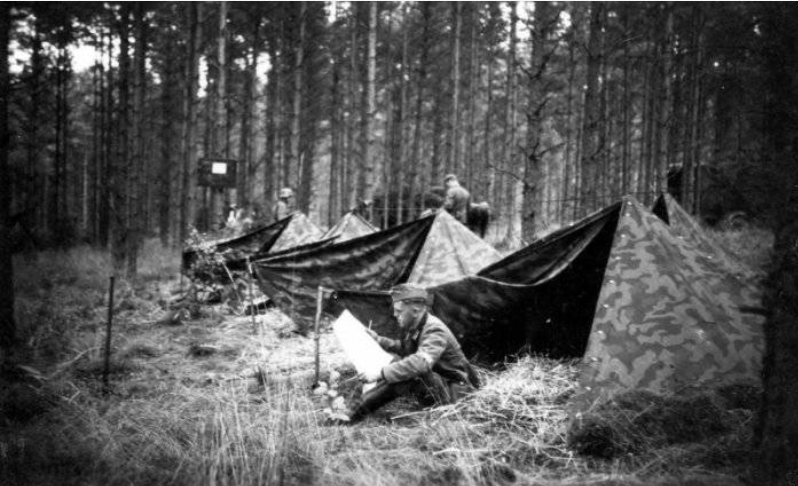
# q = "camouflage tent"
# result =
<box><xmin>321</xmin><ymin>211</ymin><xmax>378</xmax><ymax>243</ymax></box>
<box><xmin>253</xmin><ymin>210</ymin><xmax>502</xmax><ymax>331</ymax></box>
<box><xmin>334</xmin><ymin>197</ymin><xmax>765</xmax><ymax>403</ymax></box>
<box><xmin>652</xmin><ymin>192</ymin><xmax>757</xmax><ymax>278</ymax></box>
<box><xmin>269</xmin><ymin>212</ymin><xmax>325</xmax><ymax>253</ymax></box>
<box><xmin>574</xmin><ymin>196</ymin><xmax>764</xmax><ymax>403</ymax></box>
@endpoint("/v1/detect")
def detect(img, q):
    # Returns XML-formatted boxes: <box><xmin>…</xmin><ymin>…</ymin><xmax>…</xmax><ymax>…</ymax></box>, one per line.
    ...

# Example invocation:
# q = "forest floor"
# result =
<box><xmin>0</xmin><ymin>225</ymin><xmax>773</xmax><ymax>486</ymax></box>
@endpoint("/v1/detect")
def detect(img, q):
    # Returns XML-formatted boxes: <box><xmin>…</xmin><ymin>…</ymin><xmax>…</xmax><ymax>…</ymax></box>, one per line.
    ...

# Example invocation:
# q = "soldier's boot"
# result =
<box><xmin>414</xmin><ymin>371</ymin><xmax>452</xmax><ymax>406</ymax></box>
<box><xmin>347</xmin><ymin>380</ymin><xmax>402</xmax><ymax>422</ymax></box>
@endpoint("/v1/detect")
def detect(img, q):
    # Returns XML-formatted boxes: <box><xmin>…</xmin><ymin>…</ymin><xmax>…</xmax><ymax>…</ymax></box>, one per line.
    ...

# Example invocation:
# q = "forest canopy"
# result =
<box><xmin>5</xmin><ymin>1</ymin><xmax>797</xmax><ymax>274</ymax></box>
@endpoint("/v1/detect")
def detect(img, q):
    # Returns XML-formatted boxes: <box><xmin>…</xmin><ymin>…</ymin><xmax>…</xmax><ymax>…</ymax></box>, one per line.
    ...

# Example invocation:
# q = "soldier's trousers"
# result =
<box><xmin>349</xmin><ymin>371</ymin><xmax>452</xmax><ymax>421</ymax></box>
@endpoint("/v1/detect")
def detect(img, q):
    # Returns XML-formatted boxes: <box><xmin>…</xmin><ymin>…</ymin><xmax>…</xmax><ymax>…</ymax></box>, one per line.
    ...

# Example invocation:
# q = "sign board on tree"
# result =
<box><xmin>198</xmin><ymin>158</ymin><xmax>238</xmax><ymax>188</ymax></box>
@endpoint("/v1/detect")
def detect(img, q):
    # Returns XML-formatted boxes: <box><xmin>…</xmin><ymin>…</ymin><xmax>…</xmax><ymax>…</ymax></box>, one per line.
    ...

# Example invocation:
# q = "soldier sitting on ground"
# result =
<box><xmin>344</xmin><ymin>284</ymin><xmax>480</xmax><ymax>422</ymax></box>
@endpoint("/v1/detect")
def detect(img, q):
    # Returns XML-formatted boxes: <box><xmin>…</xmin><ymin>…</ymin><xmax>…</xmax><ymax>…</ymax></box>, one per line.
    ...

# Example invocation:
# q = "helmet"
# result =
<box><xmin>279</xmin><ymin>188</ymin><xmax>293</xmax><ymax>198</ymax></box>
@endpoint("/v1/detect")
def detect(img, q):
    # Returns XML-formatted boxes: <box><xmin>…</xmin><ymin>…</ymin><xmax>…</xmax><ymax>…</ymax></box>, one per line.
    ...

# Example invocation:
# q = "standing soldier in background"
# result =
<box><xmin>274</xmin><ymin>187</ymin><xmax>296</xmax><ymax>221</ymax></box>
<box><xmin>225</xmin><ymin>202</ymin><xmax>244</xmax><ymax>233</ymax></box>
<box><xmin>442</xmin><ymin>174</ymin><xmax>471</xmax><ymax>224</ymax></box>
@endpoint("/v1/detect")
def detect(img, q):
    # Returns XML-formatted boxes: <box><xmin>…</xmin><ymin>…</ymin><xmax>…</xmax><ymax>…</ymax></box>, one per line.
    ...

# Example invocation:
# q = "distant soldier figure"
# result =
<box><xmin>274</xmin><ymin>187</ymin><xmax>296</xmax><ymax>221</ymax></box>
<box><xmin>225</xmin><ymin>202</ymin><xmax>244</xmax><ymax>233</ymax></box>
<box><xmin>442</xmin><ymin>174</ymin><xmax>471</xmax><ymax>224</ymax></box>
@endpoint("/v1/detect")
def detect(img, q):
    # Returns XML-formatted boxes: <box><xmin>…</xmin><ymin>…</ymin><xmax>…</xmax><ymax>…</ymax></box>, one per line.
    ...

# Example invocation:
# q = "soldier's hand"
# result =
<box><xmin>359</xmin><ymin>368</ymin><xmax>382</xmax><ymax>383</ymax></box>
<box><xmin>365</xmin><ymin>328</ymin><xmax>379</xmax><ymax>340</ymax></box>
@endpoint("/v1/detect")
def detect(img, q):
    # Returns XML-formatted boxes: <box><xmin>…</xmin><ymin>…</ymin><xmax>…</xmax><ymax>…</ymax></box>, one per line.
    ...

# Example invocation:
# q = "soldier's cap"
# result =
<box><xmin>390</xmin><ymin>284</ymin><xmax>429</xmax><ymax>304</ymax></box>
<box><xmin>279</xmin><ymin>188</ymin><xmax>293</xmax><ymax>198</ymax></box>
<box><xmin>444</xmin><ymin>174</ymin><xmax>458</xmax><ymax>182</ymax></box>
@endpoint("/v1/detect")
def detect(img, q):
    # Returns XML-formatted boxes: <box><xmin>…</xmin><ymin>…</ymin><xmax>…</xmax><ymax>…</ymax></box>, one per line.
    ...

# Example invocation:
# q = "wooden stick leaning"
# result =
<box><xmin>314</xmin><ymin>286</ymin><xmax>324</xmax><ymax>385</ymax></box>
<box><xmin>247</xmin><ymin>257</ymin><xmax>257</xmax><ymax>334</ymax></box>
<box><xmin>103</xmin><ymin>275</ymin><xmax>115</xmax><ymax>394</ymax></box>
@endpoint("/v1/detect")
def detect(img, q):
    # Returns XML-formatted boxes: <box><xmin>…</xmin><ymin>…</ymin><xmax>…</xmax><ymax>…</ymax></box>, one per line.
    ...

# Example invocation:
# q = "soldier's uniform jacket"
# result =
<box><xmin>274</xmin><ymin>200</ymin><xmax>294</xmax><ymax>221</ymax></box>
<box><xmin>444</xmin><ymin>184</ymin><xmax>471</xmax><ymax>223</ymax></box>
<box><xmin>376</xmin><ymin>312</ymin><xmax>475</xmax><ymax>386</ymax></box>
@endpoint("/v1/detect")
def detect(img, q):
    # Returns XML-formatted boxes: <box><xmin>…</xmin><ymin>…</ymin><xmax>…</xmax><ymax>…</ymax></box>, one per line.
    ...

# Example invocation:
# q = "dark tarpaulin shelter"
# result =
<box><xmin>183</xmin><ymin>212</ymin><xmax>331</xmax><ymax>277</ymax></box>
<box><xmin>332</xmin><ymin>196</ymin><xmax>765</xmax><ymax>405</ymax></box>
<box><xmin>182</xmin><ymin>216</ymin><xmax>292</xmax><ymax>272</ymax></box>
<box><xmin>253</xmin><ymin>210</ymin><xmax>502</xmax><ymax>332</ymax></box>
<box><xmin>331</xmin><ymin>202</ymin><xmax>621</xmax><ymax>360</ymax></box>
<box><xmin>253</xmin><ymin>215</ymin><xmax>436</xmax><ymax>330</ymax></box>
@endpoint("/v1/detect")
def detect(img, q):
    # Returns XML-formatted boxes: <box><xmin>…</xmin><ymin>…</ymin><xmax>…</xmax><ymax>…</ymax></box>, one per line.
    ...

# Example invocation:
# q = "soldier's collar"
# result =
<box><xmin>407</xmin><ymin>312</ymin><xmax>428</xmax><ymax>340</ymax></box>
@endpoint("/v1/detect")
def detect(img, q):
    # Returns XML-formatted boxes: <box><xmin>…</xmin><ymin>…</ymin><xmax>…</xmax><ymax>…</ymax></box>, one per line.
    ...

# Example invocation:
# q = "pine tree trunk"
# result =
<box><xmin>621</xmin><ymin>4</ymin><xmax>630</xmax><ymax>197</ymax></box>
<box><xmin>562</xmin><ymin>29</ymin><xmax>576</xmax><ymax>222</ymax></box>
<box><xmin>27</xmin><ymin>24</ymin><xmax>42</xmax><ymax>237</ymax></box>
<box><xmin>409</xmin><ymin>4</ymin><xmax>430</xmax><ymax>221</ymax></box>
<box><xmin>329</xmin><ymin>50</ymin><xmax>341</xmax><ymax>224</ymax></box>
<box><xmin>180</xmin><ymin>3</ymin><xmax>201</xmax><ymax>246</ymax></box>
<box><xmin>0</xmin><ymin>3</ymin><xmax>14</xmax><ymax>359</ymax></box>
<box><xmin>465</xmin><ymin>3</ymin><xmax>479</xmax><ymax>196</ymax></box>
<box><xmin>395</xmin><ymin>3</ymin><xmax>410</xmax><ymax>225</ymax></box>
<box><xmin>290</xmin><ymin>2</ymin><xmax>305</xmax><ymax>208</ymax></box>
<box><xmin>238</xmin><ymin>17</ymin><xmax>259</xmax><ymax>209</ymax></box>
<box><xmin>522</xmin><ymin>1</ymin><xmax>553</xmax><ymax>242</ymax></box>
<box><xmin>449</xmin><ymin>1</ymin><xmax>462</xmax><ymax>176</ymax></box>
<box><xmin>264</xmin><ymin>21</ymin><xmax>279</xmax><ymax>221</ymax></box>
<box><xmin>111</xmin><ymin>6</ymin><xmax>131</xmax><ymax>270</ymax></box>
<box><xmin>578</xmin><ymin>1</ymin><xmax>603</xmax><ymax>216</ymax></box>
<box><xmin>501</xmin><ymin>0</ymin><xmax>518</xmax><ymax>242</ymax></box>
<box><xmin>344</xmin><ymin>7</ymin><xmax>359</xmax><ymax>212</ymax></box>
<box><xmin>127</xmin><ymin>2</ymin><xmax>146</xmax><ymax>277</ymax></box>
<box><xmin>360</xmin><ymin>1</ymin><xmax>377</xmax><ymax>213</ymax></box>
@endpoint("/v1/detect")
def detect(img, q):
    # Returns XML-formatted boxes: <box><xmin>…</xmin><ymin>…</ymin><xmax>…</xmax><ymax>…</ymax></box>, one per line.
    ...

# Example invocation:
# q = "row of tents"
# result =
<box><xmin>182</xmin><ymin>195</ymin><xmax>765</xmax><ymax>406</ymax></box>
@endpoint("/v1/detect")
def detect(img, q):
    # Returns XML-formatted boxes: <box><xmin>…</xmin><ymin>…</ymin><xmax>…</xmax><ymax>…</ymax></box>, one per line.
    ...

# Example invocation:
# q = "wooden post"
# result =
<box><xmin>314</xmin><ymin>285</ymin><xmax>324</xmax><ymax>385</ymax></box>
<box><xmin>247</xmin><ymin>256</ymin><xmax>257</xmax><ymax>334</ymax></box>
<box><xmin>103</xmin><ymin>275</ymin><xmax>115</xmax><ymax>393</ymax></box>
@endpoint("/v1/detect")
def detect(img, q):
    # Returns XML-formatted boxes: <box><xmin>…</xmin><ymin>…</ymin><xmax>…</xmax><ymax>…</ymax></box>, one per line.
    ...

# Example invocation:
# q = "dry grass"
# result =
<box><xmin>1</xmin><ymin>237</ymin><xmax>762</xmax><ymax>485</ymax></box>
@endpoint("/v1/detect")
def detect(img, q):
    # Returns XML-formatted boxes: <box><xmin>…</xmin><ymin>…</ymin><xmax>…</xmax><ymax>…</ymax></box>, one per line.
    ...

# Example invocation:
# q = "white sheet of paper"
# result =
<box><xmin>332</xmin><ymin>310</ymin><xmax>393</xmax><ymax>377</ymax></box>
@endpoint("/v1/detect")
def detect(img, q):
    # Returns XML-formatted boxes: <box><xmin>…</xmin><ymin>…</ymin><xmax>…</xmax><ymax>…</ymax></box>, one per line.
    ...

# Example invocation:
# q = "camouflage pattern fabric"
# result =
<box><xmin>652</xmin><ymin>193</ymin><xmax>758</xmax><ymax>278</ymax></box>
<box><xmin>334</xmin><ymin>197</ymin><xmax>765</xmax><ymax>409</ymax></box>
<box><xmin>332</xmin><ymin>205</ymin><xmax>621</xmax><ymax>358</ymax></box>
<box><xmin>269</xmin><ymin>212</ymin><xmax>325</xmax><ymax>253</ymax></box>
<box><xmin>321</xmin><ymin>212</ymin><xmax>378</xmax><ymax>242</ymax></box>
<box><xmin>258</xmin><ymin>210</ymin><xmax>504</xmax><ymax>331</ymax></box>
<box><xmin>182</xmin><ymin>217</ymin><xmax>291</xmax><ymax>271</ymax></box>
<box><xmin>577</xmin><ymin>197</ymin><xmax>764</xmax><ymax>406</ymax></box>
<box><xmin>407</xmin><ymin>209</ymin><xmax>501</xmax><ymax>286</ymax></box>
<box><xmin>253</xmin><ymin>215</ymin><xmax>435</xmax><ymax>331</ymax></box>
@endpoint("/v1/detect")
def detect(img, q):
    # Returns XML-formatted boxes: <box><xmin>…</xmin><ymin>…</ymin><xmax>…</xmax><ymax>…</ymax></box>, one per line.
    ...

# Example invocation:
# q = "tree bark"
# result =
<box><xmin>359</xmin><ymin>1</ymin><xmax>377</xmax><ymax>214</ymax></box>
<box><xmin>499</xmin><ymin>1</ymin><xmax>519</xmax><ymax>236</ymax></box>
<box><xmin>180</xmin><ymin>2</ymin><xmax>201</xmax><ymax>245</ymax></box>
<box><xmin>290</xmin><ymin>2</ymin><xmax>305</xmax><ymax>207</ymax></box>
<box><xmin>449</xmin><ymin>1</ymin><xmax>462</xmax><ymax>176</ymax></box>
<box><xmin>465</xmin><ymin>3</ymin><xmax>479</xmax><ymax>195</ymax></box>
<box><xmin>0</xmin><ymin>3</ymin><xmax>14</xmax><ymax>359</ymax></box>
<box><xmin>578</xmin><ymin>2</ymin><xmax>604</xmax><ymax>216</ymax></box>
<box><xmin>395</xmin><ymin>2</ymin><xmax>410</xmax><ymax>225</ymax></box>
<box><xmin>521</xmin><ymin>1</ymin><xmax>554</xmax><ymax>243</ymax></box>
<box><xmin>111</xmin><ymin>5</ymin><xmax>131</xmax><ymax>270</ymax></box>
<box><xmin>127</xmin><ymin>1</ymin><xmax>146</xmax><ymax>277</ymax></box>
<box><xmin>409</xmin><ymin>3</ymin><xmax>430</xmax><ymax>221</ymax></box>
